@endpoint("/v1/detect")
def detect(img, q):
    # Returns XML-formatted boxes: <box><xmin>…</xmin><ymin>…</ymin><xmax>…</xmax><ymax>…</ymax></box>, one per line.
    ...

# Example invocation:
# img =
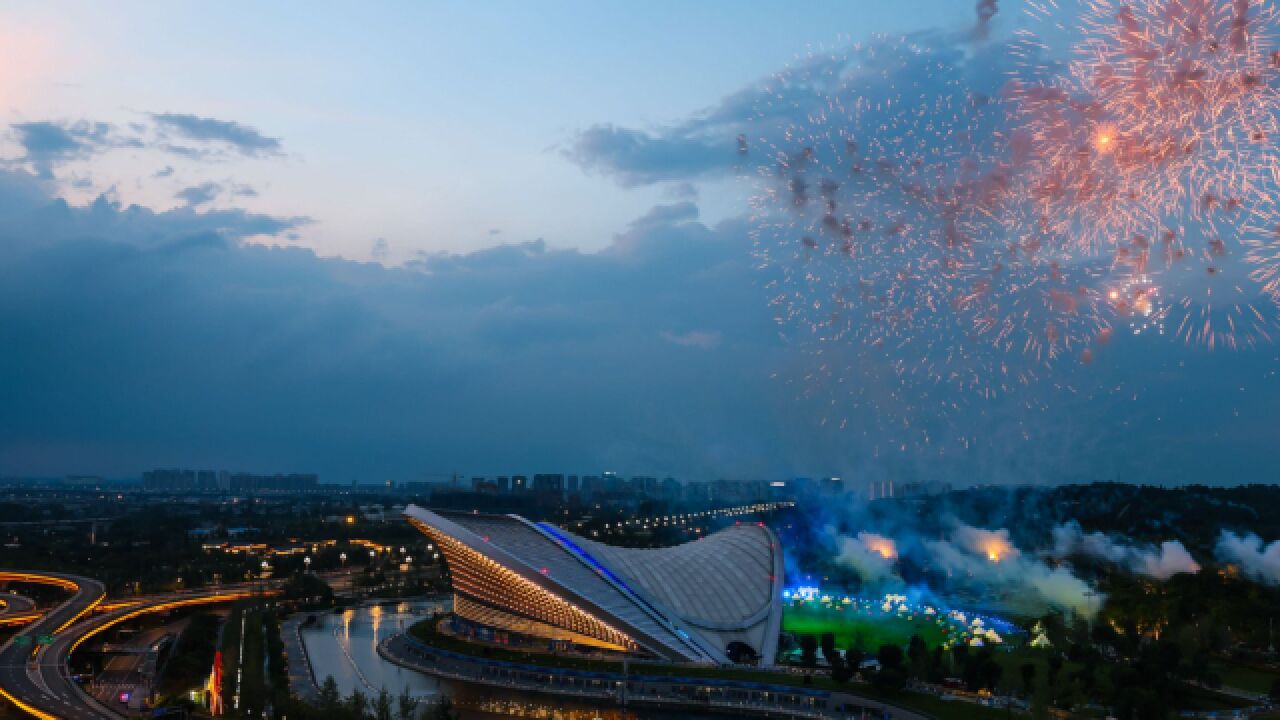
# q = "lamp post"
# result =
<box><xmin>304</xmin><ymin>556</ymin><xmax>312</xmax><ymax>574</ymax></box>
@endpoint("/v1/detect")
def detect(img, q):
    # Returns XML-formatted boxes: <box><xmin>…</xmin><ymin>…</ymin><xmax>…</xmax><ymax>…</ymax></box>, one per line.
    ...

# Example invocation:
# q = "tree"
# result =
<box><xmin>845</xmin><ymin>647</ymin><xmax>866</xmax><ymax>677</ymax></box>
<box><xmin>819</xmin><ymin>632</ymin><xmax>837</xmax><ymax>664</ymax></box>
<box><xmin>952</xmin><ymin>642</ymin><xmax>970</xmax><ymax>675</ymax></box>
<box><xmin>979</xmin><ymin>651</ymin><xmax>1003</xmax><ymax>692</ymax></box>
<box><xmin>396</xmin><ymin>687</ymin><xmax>419</xmax><ymax>720</ymax></box>
<box><xmin>1270</xmin><ymin>677</ymin><xmax>1280</xmax><ymax>702</ymax></box>
<box><xmin>318</xmin><ymin>676</ymin><xmax>343</xmax><ymax>715</ymax></box>
<box><xmin>872</xmin><ymin>643</ymin><xmax>908</xmax><ymax>693</ymax></box>
<box><xmin>906</xmin><ymin>634</ymin><xmax>928</xmax><ymax>679</ymax></box>
<box><xmin>425</xmin><ymin>696</ymin><xmax>458</xmax><ymax>720</ymax></box>
<box><xmin>831</xmin><ymin>651</ymin><xmax>854</xmax><ymax>684</ymax></box>
<box><xmin>799</xmin><ymin>634</ymin><xmax>818</xmax><ymax>668</ymax></box>
<box><xmin>927</xmin><ymin>646</ymin><xmax>946</xmax><ymax>683</ymax></box>
<box><xmin>1020</xmin><ymin>662</ymin><xmax>1037</xmax><ymax>695</ymax></box>
<box><xmin>346</xmin><ymin>688</ymin><xmax>368</xmax><ymax>719</ymax></box>
<box><xmin>373</xmin><ymin>688</ymin><xmax>394</xmax><ymax>720</ymax></box>
<box><xmin>1047</xmin><ymin>654</ymin><xmax>1064</xmax><ymax>689</ymax></box>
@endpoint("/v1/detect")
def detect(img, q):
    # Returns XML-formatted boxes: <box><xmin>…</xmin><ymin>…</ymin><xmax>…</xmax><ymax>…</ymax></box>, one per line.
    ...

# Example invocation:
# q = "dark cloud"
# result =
<box><xmin>175</xmin><ymin>181</ymin><xmax>221</xmax><ymax>207</ymax></box>
<box><xmin>11</xmin><ymin>120</ymin><xmax>139</xmax><ymax>178</ymax></box>
<box><xmin>150</xmin><ymin>113</ymin><xmax>282</xmax><ymax>157</ymax></box>
<box><xmin>0</xmin><ymin>165</ymin><xmax>1272</xmax><ymax>483</ymax></box>
<box><xmin>564</xmin><ymin>33</ymin><xmax>1008</xmax><ymax>188</ymax></box>
<box><xmin>10</xmin><ymin>111</ymin><xmax>285</xmax><ymax>182</ymax></box>
<box><xmin>564</xmin><ymin>124</ymin><xmax>735</xmax><ymax>187</ymax></box>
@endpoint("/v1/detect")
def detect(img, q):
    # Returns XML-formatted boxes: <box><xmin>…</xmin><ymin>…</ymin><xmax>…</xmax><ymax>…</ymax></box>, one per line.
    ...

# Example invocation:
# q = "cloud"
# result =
<box><xmin>0</xmin><ymin>167</ymin><xmax>793</xmax><ymax>479</ymax></box>
<box><xmin>563</xmin><ymin>34</ymin><xmax>1007</xmax><ymax>188</ymax></box>
<box><xmin>175</xmin><ymin>181</ymin><xmax>222</xmax><ymax>207</ymax></box>
<box><xmin>11</xmin><ymin>120</ymin><xmax>139</xmax><ymax>178</ymax></box>
<box><xmin>150</xmin><ymin>113</ymin><xmax>282</xmax><ymax>157</ymax></box>
<box><xmin>565</xmin><ymin>123</ymin><xmax>734</xmax><ymax>187</ymax></box>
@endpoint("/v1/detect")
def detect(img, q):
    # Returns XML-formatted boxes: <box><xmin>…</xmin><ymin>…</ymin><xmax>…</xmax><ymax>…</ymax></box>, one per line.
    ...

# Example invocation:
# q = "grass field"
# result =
<box><xmin>782</xmin><ymin>603</ymin><xmax>953</xmax><ymax>650</ymax></box>
<box><xmin>1212</xmin><ymin>660</ymin><xmax>1280</xmax><ymax>694</ymax></box>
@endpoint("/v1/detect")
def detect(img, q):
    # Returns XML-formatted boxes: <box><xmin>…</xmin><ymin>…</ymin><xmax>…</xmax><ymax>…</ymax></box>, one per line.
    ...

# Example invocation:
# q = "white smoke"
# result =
<box><xmin>830</xmin><ymin>529</ymin><xmax>902</xmax><ymax>586</ymax></box>
<box><xmin>1215</xmin><ymin>530</ymin><xmax>1280</xmax><ymax>585</ymax></box>
<box><xmin>1051</xmin><ymin>521</ymin><xmax>1200</xmax><ymax>580</ymax></box>
<box><xmin>923</xmin><ymin>522</ymin><xmax>1098</xmax><ymax>617</ymax></box>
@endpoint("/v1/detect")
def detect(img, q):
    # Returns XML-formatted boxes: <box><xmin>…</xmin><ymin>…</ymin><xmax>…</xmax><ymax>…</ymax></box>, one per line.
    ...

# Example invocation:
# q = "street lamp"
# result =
<box><xmin>304</xmin><ymin>556</ymin><xmax>312</xmax><ymax>574</ymax></box>
<box><xmin>340</xmin><ymin>552</ymin><xmax>348</xmax><ymax>571</ymax></box>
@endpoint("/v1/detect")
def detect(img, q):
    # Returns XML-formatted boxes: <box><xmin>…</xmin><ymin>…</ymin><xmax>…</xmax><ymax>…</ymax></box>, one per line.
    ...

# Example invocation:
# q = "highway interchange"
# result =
<box><xmin>0</xmin><ymin>570</ymin><xmax>263</xmax><ymax>719</ymax></box>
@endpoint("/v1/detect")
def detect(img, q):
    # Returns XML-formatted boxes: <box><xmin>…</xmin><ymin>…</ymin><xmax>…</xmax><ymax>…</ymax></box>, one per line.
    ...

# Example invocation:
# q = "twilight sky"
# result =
<box><xmin>1</xmin><ymin>1</ymin><xmax>1278</xmax><ymax>485</ymax></box>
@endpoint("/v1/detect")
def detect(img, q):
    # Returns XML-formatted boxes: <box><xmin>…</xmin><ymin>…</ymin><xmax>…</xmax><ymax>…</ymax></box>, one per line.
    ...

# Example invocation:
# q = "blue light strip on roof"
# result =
<box><xmin>535</xmin><ymin>521</ymin><xmax>710</xmax><ymax>657</ymax></box>
<box><xmin>536</xmin><ymin>523</ymin><xmax>635</xmax><ymax>591</ymax></box>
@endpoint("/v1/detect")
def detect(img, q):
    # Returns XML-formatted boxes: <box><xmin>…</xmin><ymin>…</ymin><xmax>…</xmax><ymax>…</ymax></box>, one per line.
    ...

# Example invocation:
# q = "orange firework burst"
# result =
<box><xmin>860</xmin><ymin>532</ymin><xmax>898</xmax><ymax>560</ymax></box>
<box><xmin>1007</xmin><ymin>0</ymin><xmax>1280</xmax><ymax>348</ymax></box>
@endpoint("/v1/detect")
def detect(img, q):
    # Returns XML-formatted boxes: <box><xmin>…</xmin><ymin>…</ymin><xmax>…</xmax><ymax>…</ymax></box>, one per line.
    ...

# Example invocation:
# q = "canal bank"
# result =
<box><xmin>378</xmin><ymin>631</ymin><xmax>930</xmax><ymax>720</ymax></box>
<box><xmin>289</xmin><ymin>600</ymin><xmax>725</xmax><ymax>720</ymax></box>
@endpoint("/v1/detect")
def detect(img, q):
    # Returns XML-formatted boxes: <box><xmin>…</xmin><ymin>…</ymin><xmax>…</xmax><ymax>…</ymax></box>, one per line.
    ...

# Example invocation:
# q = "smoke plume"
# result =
<box><xmin>922</xmin><ymin>522</ymin><xmax>1097</xmax><ymax>617</ymax></box>
<box><xmin>1051</xmin><ymin>522</ymin><xmax>1200</xmax><ymax>580</ymax></box>
<box><xmin>1216</xmin><ymin>530</ymin><xmax>1280</xmax><ymax>584</ymax></box>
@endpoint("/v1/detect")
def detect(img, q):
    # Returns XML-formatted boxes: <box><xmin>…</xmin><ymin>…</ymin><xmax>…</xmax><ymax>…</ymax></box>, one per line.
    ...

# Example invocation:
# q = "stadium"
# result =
<box><xmin>403</xmin><ymin>504</ymin><xmax>785</xmax><ymax>665</ymax></box>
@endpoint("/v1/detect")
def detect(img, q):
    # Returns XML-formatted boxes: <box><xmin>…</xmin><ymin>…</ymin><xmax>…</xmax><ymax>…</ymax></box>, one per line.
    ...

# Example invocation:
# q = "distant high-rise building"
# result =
<box><xmin>511</xmin><ymin>475</ymin><xmax>528</xmax><ymax>492</ymax></box>
<box><xmin>660</xmin><ymin>477</ymin><xmax>680</xmax><ymax>499</ymax></box>
<box><xmin>533</xmin><ymin>474</ymin><xmax>564</xmax><ymax>493</ymax></box>
<box><xmin>145</xmin><ymin>468</ymin><xmax>318</xmax><ymax>493</ymax></box>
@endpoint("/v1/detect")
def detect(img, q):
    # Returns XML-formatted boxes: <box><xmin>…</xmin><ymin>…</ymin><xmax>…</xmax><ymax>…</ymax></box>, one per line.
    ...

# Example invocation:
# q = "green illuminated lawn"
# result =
<box><xmin>782</xmin><ymin>603</ymin><xmax>952</xmax><ymax>651</ymax></box>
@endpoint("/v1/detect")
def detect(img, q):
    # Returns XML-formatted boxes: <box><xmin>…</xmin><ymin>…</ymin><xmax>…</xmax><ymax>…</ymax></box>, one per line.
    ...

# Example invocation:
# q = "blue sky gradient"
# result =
<box><xmin>1</xmin><ymin>2</ymin><xmax>1278</xmax><ymax>485</ymax></box>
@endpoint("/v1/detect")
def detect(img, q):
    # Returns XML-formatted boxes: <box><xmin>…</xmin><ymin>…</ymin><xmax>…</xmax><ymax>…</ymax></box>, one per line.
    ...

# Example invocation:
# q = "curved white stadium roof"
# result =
<box><xmin>404</xmin><ymin>504</ymin><xmax>784</xmax><ymax>664</ymax></box>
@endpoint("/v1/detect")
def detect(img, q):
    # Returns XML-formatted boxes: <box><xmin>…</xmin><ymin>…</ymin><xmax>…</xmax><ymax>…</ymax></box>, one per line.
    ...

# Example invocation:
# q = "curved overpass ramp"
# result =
<box><xmin>0</xmin><ymin>571</ymin><xmax>266</xmax><ymax>720</ymax></box>
<box><xmin>0</xmin><ymin>592</ymin><xmax>41</xmax><ymax>630</ymax></box>
<box><xmin>0</xmin><ymin>571</ymin><xmax>106</xmax><ymax>719</ymax></box>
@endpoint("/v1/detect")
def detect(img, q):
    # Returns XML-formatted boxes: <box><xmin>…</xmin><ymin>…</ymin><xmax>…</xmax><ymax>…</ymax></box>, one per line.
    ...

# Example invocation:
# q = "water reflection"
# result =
<box><xmin>298</xmin><ymin>600</ymin><xmax>716</xmax><ymax>720</ymax></box>
<box><xmin>300</xmin><ymin>600</ymin><xmax>442</xmax><ymax>699</ymax></box>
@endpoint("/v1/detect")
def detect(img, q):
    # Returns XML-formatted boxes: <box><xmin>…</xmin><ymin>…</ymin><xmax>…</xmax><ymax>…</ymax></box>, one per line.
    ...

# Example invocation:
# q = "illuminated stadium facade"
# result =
<box><xmin>404</xmin><ymin>504</ymin><xmax>785</xmax><ymax>664</ymax></box>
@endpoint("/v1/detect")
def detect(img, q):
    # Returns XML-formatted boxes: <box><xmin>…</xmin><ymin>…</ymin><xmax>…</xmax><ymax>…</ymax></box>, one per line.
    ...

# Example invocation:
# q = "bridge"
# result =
<box><xmin>0</xmin><ymin>570</ymin><xmax>273</xmax><ymax>719</ymax></box>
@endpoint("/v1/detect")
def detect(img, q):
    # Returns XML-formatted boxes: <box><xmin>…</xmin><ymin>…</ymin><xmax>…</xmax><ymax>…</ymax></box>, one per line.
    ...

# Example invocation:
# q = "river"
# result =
<box><xmin>298</xmin><ymin>600</ymin><xmax>718</xmax><ymax>720</ymax></box>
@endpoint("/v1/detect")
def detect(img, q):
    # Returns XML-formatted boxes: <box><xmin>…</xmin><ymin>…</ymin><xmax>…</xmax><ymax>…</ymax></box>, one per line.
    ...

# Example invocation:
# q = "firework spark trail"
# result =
<box><xmin>750</xmin><ymin>37</ymin><xmax>1114</xmax><ymax>403</ymax></box>
<box><xmin>747</xmin><ymin>2</ymin><xmax>1280</xmax><ymax>449</ymax></box>
<box><xmin>1009</xmin><ymin>0</ymin><xmax>1280</xmax><ymax>348</ymax></box>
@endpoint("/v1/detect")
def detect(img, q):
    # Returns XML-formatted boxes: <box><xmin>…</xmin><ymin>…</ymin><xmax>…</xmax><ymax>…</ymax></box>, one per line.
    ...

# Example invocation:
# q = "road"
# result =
<box><xmin>0</xmin><ymin>571</ymin><xmax>268</xmax><ymax>720</ymax></box>
<box><xmin>0</xmin><ymin>592</ymin><xmax>41</xmax><ymax>629</ymax></box>
<box><xmin>0</xmin><ymin>571</ymin><xmax>107</xmax><ymax>719</ymax></box>
<box><xmin>88</xmin><ymin>624</ymin><xmax>180</xmax><ymax>713</ymax></box>
<box><xmin>0</xmin><ymin>592</ymin><xmax>36</xmax><ymax>616</ymax></box>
